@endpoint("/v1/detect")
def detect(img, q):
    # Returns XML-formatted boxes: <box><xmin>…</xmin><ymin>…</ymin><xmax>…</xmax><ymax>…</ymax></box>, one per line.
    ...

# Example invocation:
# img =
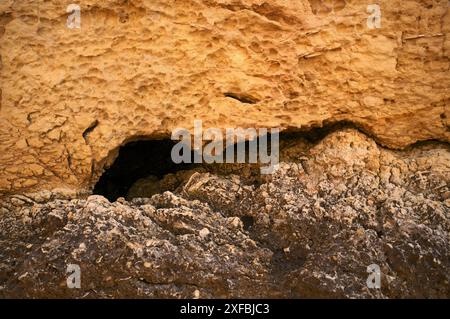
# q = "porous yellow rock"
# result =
<box><xmin>0</xmin><ymin>0</ymin><xmax>449</xmax><ymax>194</ymax></box>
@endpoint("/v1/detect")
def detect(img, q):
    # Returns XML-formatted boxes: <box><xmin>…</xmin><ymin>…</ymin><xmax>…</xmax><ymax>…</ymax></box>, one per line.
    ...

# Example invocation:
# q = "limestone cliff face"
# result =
<box><xmin>0</xmin><ymin>0</ymin><xmax>449</xmax><ymax>194</ymax></box>
<box><xmin>1</xmin><ymin>129</ymin><xmax>449</xmax><ymax>298</ymax></box>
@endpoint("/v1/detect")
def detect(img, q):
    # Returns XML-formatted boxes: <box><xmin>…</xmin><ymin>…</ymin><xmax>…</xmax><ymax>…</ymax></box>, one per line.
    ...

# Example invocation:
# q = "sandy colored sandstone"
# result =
<box><xmin>0</xmin><ymin>0</ymin><xmax>449</xmax><ymax>194</ymax></box>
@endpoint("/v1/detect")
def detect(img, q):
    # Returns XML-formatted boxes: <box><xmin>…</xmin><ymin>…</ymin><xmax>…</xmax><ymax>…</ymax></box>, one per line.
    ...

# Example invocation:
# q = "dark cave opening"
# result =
<box><xmin>92</xmin><ymin>135</ymin><xmax>274</xmax><ymax>202</ymax></box>
<box><xmin>93</xmin><ymin>122</ymin><xmax>371</xmax><ymax>203</ymax></box>
<box><xmin>93</xmin><ymin>139</ymin><xmax>195</xmax><ymax>202</ymax></box>
<box><xmin>92</xmin><ymin>136</ymin><xmax>269</xmax><ymax>202</ymax></box>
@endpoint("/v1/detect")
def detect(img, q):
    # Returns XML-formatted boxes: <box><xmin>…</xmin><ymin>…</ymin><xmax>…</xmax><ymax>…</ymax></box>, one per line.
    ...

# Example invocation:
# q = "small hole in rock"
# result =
<box><xmin>224</xmin><ymin>92</ymin><xmax>259</xmax><ymax>104</ymax></box>
<box><xmin>241</xmin><ymin>216</ymin><xmax>255</xmax><ymax>230</ymax></box>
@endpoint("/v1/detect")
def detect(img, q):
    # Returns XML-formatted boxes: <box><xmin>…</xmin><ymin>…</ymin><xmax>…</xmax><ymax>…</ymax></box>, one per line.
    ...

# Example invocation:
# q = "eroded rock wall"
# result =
<box><xmin>0</xmin><ymin>129</ymin><xmax>448</xmax><ymax>298</ymax></box>
<box><xmin>0</xmin><ymin>0</ymin><xmax>449</xmax><ymax>194</ymax></box>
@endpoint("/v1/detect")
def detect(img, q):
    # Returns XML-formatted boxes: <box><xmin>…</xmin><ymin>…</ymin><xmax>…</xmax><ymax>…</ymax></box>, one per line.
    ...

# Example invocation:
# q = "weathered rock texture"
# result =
<box><xmin>0</xmin><ymin>0</ymin><xmax>450</xmax><ymax>194</ymax></box>
<box><xmin>0</xmin><ymin>129</ymin><xmax>449</xmax><ymax>298</ymax></box>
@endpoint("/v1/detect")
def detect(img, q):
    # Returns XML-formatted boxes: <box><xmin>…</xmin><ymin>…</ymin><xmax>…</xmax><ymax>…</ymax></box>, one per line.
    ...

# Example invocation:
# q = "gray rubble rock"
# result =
<box><xmin>0</xmin><ymin>129</ymin><xmax>448</xmax><ymax>298</ymax></box>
